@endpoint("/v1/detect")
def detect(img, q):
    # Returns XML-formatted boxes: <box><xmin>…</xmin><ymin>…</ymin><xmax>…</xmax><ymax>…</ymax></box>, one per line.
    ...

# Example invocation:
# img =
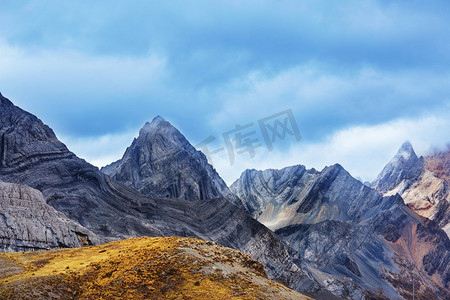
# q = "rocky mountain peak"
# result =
<box><xmin>140</xmin><ymin>115</ymin><xmax>169</xmax><ymax>133</ymax></box>
<box><xmin>102</xmin><ymin>117</ymin><xmax>241</xmax><ymax>204</ymax></box>
<box><xmin>397</xmin><ymin>140</ymin><xmax>415</xmax><ymax>159</ymax></box>
<box><xmin>372</xmin><ymin>141</ymin><xmax>424</xmax><ymax>193</ymax></box>
<box><xmin>0</xmin><ymin>94</ymin><xmax>71</xmax><ymax>169</ymax></box>
<box><xmin>135</xmin><ymin>116</ymin><xmax>192</xmax><ymax>155</ymax></box>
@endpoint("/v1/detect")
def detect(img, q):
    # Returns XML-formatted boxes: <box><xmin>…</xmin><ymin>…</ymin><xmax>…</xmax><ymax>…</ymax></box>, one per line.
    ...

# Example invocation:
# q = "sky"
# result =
<box><xmin>1</xmin><ymin>0</ymin><xmax>449</xmax><ymax>184</ymax></box>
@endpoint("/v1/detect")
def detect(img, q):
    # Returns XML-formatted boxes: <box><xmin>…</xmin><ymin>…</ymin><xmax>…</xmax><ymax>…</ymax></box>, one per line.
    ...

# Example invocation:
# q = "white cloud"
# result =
<box><xmin>59</xmin><ymin>130</ymin><xmax>138</xmax><ymax>169</ymax></box>
<box><xmin>210</xmin><ymin>63</ymin><xmax>450</xmax><ymax>134</ymax></box>
<box><xmin>0</xmin><ymin>39</ymin><xmax>167</xmax><ymax>106</ymax></box>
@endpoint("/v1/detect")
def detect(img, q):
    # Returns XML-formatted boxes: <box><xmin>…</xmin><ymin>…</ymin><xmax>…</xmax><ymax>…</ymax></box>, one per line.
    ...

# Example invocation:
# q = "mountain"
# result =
<box><xmin>373</xmin><ymin>142</ymin><xmax>450</xmax><ymax>236</ymax></box>
<box><xmin>0</xmin><ymin>93</ymin><xmax>319</xmax><ymax>295</ymax></box>
<box><xmin>0</xmin><ymin>181</ymin><xmax>100</xmax><ymax>251</ymax></box>
<box><xmin>231</xmin><ymin>164</ymin><xmax>450</xmax><ymax>299</ymax></box>
<box><xmin>372</xmin><ymin>141</ymin><xmax>424</xmax><ymax>193</ymax></box>
<box><xmin>0</xmin><ymin>236</ymin><xmax>312</xmax><ymax>300</ymax></box>
<box><xmin>101</xmin><ymin>116</ymin><xmax>242</xmax><ymax>206</ymax></box>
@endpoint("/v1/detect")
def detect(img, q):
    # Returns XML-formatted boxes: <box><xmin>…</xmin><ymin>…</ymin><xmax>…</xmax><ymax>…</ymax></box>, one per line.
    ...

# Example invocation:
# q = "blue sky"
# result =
<box><xmin>1</xmin><ymin>1</ymin><xmax>449</xmax><ymax>184</ymax></box>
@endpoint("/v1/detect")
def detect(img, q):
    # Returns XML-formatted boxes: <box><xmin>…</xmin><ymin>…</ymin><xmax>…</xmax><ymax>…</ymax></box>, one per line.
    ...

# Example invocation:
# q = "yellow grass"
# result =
<box><xmin>0</xmin><ymin>236</ymin><xmax>311</xmax><ymax>300</ymax></box>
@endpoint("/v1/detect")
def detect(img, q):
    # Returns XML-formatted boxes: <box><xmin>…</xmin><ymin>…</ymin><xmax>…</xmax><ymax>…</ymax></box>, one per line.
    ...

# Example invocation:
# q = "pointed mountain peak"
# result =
<box><xmin>399</xmin><ymin>140</ymin><xmax>413</xmax><ymax>151</ymax></box>
<box><xmin>152</xmin><ymin>115</ymin><xmax>165</xmax><ymax>122</ymax></box>
<box><xmin>372</xmin><ymin>141</ymin><xmax>423</xmax><ymax>193</ymax></box>
<box><xmin>139</xmin><ymin>115</ymin><xmax>179</xmax><ymax>138</ymax></box>
<box><xmin>395</xmin><ymin>141</ymin><xmax>416</xmax><ymax>161</ymax></box>
<box><xmin>102</xmin><ymin>115</ymin><xmax>238</xmax><ymax>204</ymax></box>
<box><xmin>143</xmin><ymin>115</ymin><xmax>168</xmax><ymax>128</ymax></box>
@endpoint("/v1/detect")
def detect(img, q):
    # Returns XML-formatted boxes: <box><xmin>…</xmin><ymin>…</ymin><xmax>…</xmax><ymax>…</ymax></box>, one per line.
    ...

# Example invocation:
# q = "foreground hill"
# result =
<box><xmin>0</xmin><ymin>236</ymin><xmax>311</xmax><ymax>300</ymax></box>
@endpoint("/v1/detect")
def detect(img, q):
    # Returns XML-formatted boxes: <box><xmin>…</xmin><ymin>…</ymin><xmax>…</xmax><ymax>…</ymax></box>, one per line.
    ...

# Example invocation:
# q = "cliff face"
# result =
<box><xmin>0</xmin><ymin>181</ymin><xmax>99</xmax><ymax>251</ymax></box>
<box><xmin>0</xmin><ymin>93</ymin><xmax>318</xmax><ymax>294</ymax></box>
<box><xmin>101</xmin><ymin>116</ymin><xmax>242</xmax><ymax>206</ymax></box>
<box><xmin>373</xmin><ymin>142</ymin><xmax>450</xmax><ymax>237</ymax></box>
<box><xmin>232</xmin><ymin>163</ymin><xmax>450</xmax><ymax>299</ymax></box>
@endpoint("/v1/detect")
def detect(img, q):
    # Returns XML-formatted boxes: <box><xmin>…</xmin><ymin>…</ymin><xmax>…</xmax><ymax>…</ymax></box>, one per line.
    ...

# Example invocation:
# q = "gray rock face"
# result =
<box><xmin>0</xmin><ymin>181</ymin><xmax>100</xmax><ymax>251</ymax></box>
<box><xmin>231</xmin><ymin>164</ymin><xmax>389</xmax><ymax>230</ymax></box>
<box><xmin>230</xmin><ymin>165</ymin><xmax>317</xmax><ymax>219</ymax></box>
<box><xmin>232</xmin><ymin>163</ymin><xmax>450</xmax><ymax>299</ymax></box>
<box><xmin>373</xmin><ymin>142</ymin><xmax>450</xmax><ymax>237</ymax></box>
<box><xmin>101</xmin><ymin>116</ymin><xmax>242</xmax><ymax>206</ymax></box>
<box><xmin>0</xmin><ymin>93</ymin><xmax>319</xmax><ymax>294</ymax></box>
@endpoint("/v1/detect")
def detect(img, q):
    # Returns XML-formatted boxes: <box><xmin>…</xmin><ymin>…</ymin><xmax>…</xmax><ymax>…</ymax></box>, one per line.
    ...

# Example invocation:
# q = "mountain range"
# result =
<box><xmin>231</xmin><ymin>161</ymin><xmax>449</xmax><ymax>299</ymax></box>
<box><xmin>0</xmin><ymin>92</ymin><xmax>449</xmax><ymax>299</ymax></box>
<box><xmin>0</xmin><ymin>93</ymin><xmax>319</xmax><ymax>296</ymax></box>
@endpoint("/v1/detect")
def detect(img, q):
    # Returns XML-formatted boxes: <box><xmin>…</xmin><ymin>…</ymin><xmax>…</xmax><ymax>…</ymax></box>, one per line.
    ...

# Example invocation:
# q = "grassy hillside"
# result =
<box><xmin>0</xmin><ymin>236</ymin><xmax>311</xmax><ymax>300</ymax></box>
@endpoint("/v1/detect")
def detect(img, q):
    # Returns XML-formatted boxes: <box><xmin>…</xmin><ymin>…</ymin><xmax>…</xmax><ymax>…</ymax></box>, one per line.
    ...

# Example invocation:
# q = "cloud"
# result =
<box><xmin>210</xmin><ymin>64</ymin><xmax>450</xmax><ymax>141</ymax></box>
<box><xmin>0</xmin><ymin>39</ymin><xmax>168</xmax><ymax>136</ymax></box>
<box><xmin>58</xmin><ymin>130</ymin><xmax>138</xmax><ymax>169</ymax></box>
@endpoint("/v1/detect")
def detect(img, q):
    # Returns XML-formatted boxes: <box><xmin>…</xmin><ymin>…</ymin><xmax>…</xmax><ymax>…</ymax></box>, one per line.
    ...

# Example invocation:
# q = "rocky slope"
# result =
<box><xmin>373</xmin><ymin>142</ymin><xmax>450</xmax><ymax>236</ymax></box>
<box><xmin>0</xmin><ymin>93</ymin><xmax>319</xmax><ymax>295</ymax></box>
<box><xmin>0</xmin><ymin>181</ymin><xmax>99</xmax><ymax>251</ymax></box>
<box><xmin>101</xmin><ymin>116</ymin><xmax>242</xmax><ymax>206</ymax></box>
<box><xmin>230</xmin><ymin>165</ymin><xmax>319</xmax><ymax>225</ymax></box>
<box><xmin>424</xmin><ymin>146</ymin><xmax>450</xmax><ymax>184</ymax></box>
<box><xmin>231</xmin><ymin>164</ymin><xmax>450</xmax><ymax>299</ymax></box>
<box><xmin>0</xmin><ymin>236</ymin><xmax>312</xmax><ymax>300</ymax></box>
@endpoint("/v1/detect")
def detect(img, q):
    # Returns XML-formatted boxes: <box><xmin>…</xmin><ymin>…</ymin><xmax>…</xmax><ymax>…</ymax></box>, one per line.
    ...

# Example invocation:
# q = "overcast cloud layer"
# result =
<box><xmin>1</xmin><ymin>1</ymin><xmax>449</xmax><ymax>184</ymax></box>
